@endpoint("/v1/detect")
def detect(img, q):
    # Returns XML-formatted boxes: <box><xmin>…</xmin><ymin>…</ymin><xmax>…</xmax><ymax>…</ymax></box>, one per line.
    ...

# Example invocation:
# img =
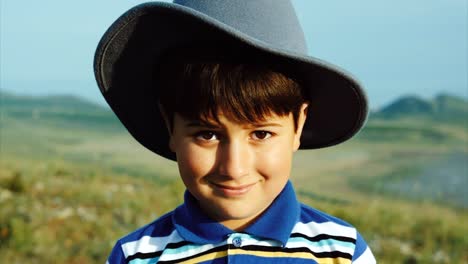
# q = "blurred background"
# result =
<box><xmin>1</xmin><ymin>0</ymin><xmax>467</xmax><ymax>263</ymax></box>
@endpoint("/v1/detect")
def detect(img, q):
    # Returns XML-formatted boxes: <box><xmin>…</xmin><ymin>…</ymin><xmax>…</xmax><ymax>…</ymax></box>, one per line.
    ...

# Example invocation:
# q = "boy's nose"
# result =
<box><xmin>216</xmin><ymin>140</ymin><xmax>250</xmax><ymax>179</ymax></box>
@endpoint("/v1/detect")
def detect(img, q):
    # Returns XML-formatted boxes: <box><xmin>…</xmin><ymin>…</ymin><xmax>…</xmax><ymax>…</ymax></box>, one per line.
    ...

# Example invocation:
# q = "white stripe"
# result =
<box><xmin>121</xmin><ymin>230</ymin><xmax>184</xmax><ymax>258</ymax></box>
<box><xmin>352</xmin><ymin>247</ymin><xmax>376</xmax><ymax>264</ymax></box>
<box><xmin>292</xmin><ymin>221</ymin><xmax>357</xmax><ymax>239</ymax></box>
<box><xmin>286</xmin><ymin>240</ymin><xmax>355</xmax><ymax>255</ymax></box>
<box><xmin>226</xmin><ymin>233</ymin><xmax>281</xmax><ymax>247</ymax></box>
<box><xmin>159</xmin><ymin>241</ymin><xmax>227</xmax><ymax>261</ymax></box>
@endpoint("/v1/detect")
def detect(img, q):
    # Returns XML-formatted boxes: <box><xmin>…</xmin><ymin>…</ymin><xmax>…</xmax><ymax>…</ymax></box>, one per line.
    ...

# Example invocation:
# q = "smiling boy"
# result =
<box><xmin>160</xmin><ymin>63</ymin><xmax>309</xmax><ymax>233</ymax></box>
<box><xmin>95</xmin><ymin>1</ymin><xmax>376</xmax><ymax>263</ymax></box>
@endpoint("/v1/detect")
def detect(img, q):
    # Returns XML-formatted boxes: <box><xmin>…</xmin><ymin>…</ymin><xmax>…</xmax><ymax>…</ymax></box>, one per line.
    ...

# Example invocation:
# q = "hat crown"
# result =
<box><xmin>173</xmin><ymin>0</ymin><xmax>307</xmax><ymax>54</ymax></box>
<box><xmin>94</xmin><ymin>0</ymin><xmax>368</xmax><ymax>160</ymax></box>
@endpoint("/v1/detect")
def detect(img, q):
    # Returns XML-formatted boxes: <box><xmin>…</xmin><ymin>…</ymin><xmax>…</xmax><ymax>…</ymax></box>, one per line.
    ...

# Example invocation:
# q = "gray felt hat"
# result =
<box><xmin>94</xmin><ymin>0</ymin><xmax>369</xmax><ymax>161</ymax></box>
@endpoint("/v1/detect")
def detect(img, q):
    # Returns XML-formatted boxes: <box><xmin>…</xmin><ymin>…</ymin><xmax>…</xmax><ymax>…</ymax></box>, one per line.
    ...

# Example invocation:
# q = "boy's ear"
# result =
<box><xmin>293</xmin><ymin>103</ymin><xmax>309</xmax><ymax>151</ymax></box>
<box><xmin>158</xmin><ymin>103</ymin><xmax>176</xmax><ymax>152</ymax></box>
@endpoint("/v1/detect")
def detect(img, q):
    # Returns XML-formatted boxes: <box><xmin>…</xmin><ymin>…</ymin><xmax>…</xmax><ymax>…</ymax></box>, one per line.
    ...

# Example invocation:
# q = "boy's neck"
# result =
<box><xmin>219</xmin><ymin>218</ymin><xmax>258</xmax><ymax>232</ymax></box>
<box><xmin>199</xmin><ymin>202</ymin><xmax>269</xmax><ymax>232</ymax></box>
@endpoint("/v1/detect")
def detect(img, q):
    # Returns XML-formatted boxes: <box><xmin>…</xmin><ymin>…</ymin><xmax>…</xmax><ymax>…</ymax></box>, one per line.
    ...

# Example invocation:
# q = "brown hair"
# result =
<box><xmin>157</xmin><ymin>62</ymin><xmax>306</xmax><ymax>131</ymax></box>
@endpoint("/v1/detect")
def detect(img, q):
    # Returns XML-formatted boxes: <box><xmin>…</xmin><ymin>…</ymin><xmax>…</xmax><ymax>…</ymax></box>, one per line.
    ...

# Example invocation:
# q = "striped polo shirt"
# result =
<box><xmin>106</xmin><ymin>182</ymin><xmax>376</xmax><ymax>263</ymax></box>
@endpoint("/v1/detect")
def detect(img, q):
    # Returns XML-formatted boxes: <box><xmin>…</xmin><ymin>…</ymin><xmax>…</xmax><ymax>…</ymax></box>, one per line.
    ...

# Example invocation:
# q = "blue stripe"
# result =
<box><xmin>162</xmin><ymin>242</ymin><xmax>224</xmax><ymax>257</ymax></box>
<box><xmin>162</xmin><ymin>243</ymin><xmax>203</xmax><ymax>255</ymax></box>
<box><xmin>128</xmin><ymin>257</ymin><xmax>159</xmax><ymax>264</ymax></box>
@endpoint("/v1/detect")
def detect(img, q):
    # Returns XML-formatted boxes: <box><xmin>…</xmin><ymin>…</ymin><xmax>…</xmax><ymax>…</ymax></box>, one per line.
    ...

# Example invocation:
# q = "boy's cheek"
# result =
<box><xmin>253</xmin><ymin>146</ymin><xmax>294</xmax><ymax>177</ymax></box>
<box><xmin>176</xmin><ymin>146</ymin><xmax>216</xmax><ymax>177</ymax></box>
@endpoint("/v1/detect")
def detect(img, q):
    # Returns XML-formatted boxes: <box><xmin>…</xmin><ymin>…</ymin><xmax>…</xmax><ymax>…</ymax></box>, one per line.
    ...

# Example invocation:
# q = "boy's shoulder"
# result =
<box><xmin>298</xmin><ymin>202</ymin><xmax>355</xmax><ymax>229</ymax></box>
<box><xmin>117</xmin><ymin>210</ymin><xmax>177</xmax><ymax>245</ymax></box>
<box><xmin>294</xmin><ymin>203</ymin><xmax>359</xmax><ymax>242</ymax></box>
<box><xmin>107</xmin><ymin>210</ymin><xmax>184</xmax><ymax>263</ymax></box>
<box><xmin>296</xmin><ymin>203</ymin><xmax>374</xmax><ymax>263</ymax></box>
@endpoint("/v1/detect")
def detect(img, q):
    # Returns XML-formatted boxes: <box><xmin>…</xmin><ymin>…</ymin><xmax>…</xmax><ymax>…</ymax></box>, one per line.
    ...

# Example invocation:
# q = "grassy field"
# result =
<box><xmin>0</xmin><ymin>94</ymin><xmax>467</xmax><ymax>263</ymax></box>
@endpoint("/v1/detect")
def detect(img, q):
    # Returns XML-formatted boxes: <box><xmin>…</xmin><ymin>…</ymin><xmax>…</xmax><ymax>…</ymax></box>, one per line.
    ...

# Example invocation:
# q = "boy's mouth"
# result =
<box><xmin>210</xmin><ymin>182</ymin><xmax>257</xmax><ymax>196</ymax></box>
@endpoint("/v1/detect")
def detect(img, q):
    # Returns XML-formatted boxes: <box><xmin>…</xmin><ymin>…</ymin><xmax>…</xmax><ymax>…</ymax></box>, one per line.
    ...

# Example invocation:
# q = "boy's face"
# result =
<box><xmin>168</xmin><ymin>104</ymin><xmax>308</xmax><ymax>230</ymax></box>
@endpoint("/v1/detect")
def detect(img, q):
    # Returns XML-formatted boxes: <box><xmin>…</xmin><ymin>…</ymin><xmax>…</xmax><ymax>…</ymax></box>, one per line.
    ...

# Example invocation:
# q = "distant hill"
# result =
<box><xmin>0</xmin><ymin>92</ymin><xmax>106</xmax><ymax>113</ymax></box>
<box><xmin>0</xmin><ymin>92</ymin><xmax>122</xmax><ymax>132</ymax></box>
<box><xmin>373</xmin><ymin>93</ymin><xmax>468</xmax><ymax>124</ymax></box>
<box><xmin>355</xmin><ymin>93</ymin><xmax>467</xmax><ymax>143</ymax></box>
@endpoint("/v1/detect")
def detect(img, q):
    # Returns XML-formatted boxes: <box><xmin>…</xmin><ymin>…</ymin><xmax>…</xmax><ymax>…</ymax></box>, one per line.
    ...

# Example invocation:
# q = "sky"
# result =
<box><xmin>1</xmin><ymin>0</ymin><xmax>467</xmax><ymax>109</ymax></box>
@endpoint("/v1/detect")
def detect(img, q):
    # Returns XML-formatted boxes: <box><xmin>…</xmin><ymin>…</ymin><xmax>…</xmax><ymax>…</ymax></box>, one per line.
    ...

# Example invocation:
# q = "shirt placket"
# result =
<box><xmin>226</xmin><ymin>233</ymin><xmax>244</xmax><ymax>263</ymax></box>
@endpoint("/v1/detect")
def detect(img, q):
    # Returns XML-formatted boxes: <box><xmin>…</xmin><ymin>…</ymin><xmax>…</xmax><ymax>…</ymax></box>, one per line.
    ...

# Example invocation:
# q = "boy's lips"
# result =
<box><xmin>210</xmin><ymin>182</ymin><xmax>257</xmax><ymax>196</ymax></box>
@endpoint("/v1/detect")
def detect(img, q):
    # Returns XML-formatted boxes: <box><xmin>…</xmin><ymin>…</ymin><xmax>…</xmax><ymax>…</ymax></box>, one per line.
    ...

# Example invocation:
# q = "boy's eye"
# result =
<box><xmin>196</xmin><ymin>131</ymin><xmax>218</xmax><ymax>141</ymax></box>
<box><xmin>251</xmin><ymin>131</ymin><xmax>272</xmax><ymax>140</ymax></box>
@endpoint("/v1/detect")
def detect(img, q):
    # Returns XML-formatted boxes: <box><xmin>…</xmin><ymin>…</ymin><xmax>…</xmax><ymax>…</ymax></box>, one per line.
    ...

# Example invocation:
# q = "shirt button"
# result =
<box><xmin>232</xmin><ymin>237</ymin><xmax>242</xmax><ymax>248</ymax></box>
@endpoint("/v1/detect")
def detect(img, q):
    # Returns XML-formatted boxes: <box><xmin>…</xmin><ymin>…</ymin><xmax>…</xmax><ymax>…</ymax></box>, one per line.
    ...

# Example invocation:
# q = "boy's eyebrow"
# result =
<box><xmin>185</xmin><ymin>120</ymin><xmax>220</xmax><ymax>128</ymax></box>
<box><xmin>252</xmin><ymin>122</ymin><xmax>283</xmax><ymax>126</ymax></box>
<box><xmin>185</xmin><ymin>120</ymin><xmax>285</xmax><ymax>128</ymax></box>
<box><xmin>249</xmin><ymin>122</ymin><xmax>283</xmax><ymax>127</ymax></box>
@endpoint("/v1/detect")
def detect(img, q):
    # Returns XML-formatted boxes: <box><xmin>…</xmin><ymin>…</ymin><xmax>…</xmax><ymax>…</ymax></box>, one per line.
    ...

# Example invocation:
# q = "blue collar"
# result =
<box><xmin>173</xmin><ymin>181</ymin><xmax>300</xmax><ymax>246</ymax></box>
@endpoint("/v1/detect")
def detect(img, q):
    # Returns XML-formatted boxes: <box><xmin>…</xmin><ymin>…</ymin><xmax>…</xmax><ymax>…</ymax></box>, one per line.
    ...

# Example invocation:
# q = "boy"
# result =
<box><xmin>94</xmin><ymin>1</ymin><xmax>376</xmax><ymax>263</ymax></box>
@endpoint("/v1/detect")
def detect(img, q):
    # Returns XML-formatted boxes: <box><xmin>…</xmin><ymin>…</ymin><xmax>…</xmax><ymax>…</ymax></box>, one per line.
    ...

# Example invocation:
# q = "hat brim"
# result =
<box><xmin>94</xmin><ymin>2</ymin><xmax>368</xmax><ymax>161</ymax></box>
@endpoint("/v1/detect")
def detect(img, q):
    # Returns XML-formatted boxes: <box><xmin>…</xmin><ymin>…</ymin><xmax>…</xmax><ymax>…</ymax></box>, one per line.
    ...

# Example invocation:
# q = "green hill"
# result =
<box><xmin>355</xmin><ymin>93</ymin><xmax>467</xmax><ymax>143</ymax></box>
<box><xmin>376</xmin><ymin>95</ymin><xmax>433</xmax><ymax>116</ymax></box>
<box><xmin>432</xmin><ymin>94</ymin><xmax>468</xmax><ymax>123</ymax></box>
<box><xmin>0</xmin><ymin>92</ymin><xmax>104</xmax><ymax>112</ymax></box>
<box><xmin>0</xmin><ymin>92</ymin><xmax>123</xmax><ymax>132</ymax></box>
<box><xmin>373</xmin><ymin>93</ymin><xmax>468</xmax><ymax>124</ymax></box>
